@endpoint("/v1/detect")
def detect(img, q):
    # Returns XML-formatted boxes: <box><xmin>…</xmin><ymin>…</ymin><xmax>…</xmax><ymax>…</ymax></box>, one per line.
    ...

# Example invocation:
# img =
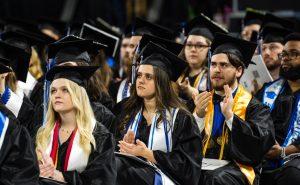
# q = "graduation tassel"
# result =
<box><xmin>131</xmin><ymin>43</ymin><xmax>141</xmax><ymax>84</ymax></box>
<box><xmin>43</xmin><ymin>58</ymin><xmax>56</xmax><ymax>125</ymax></box>
<box><xmin>206</xmin><ymin>49</ymin><xmax>212</xmax><ymax>92</ymax></box>
<box><xmin>257</xmin><ymin>31</ymin><xmax>263</xmax><ymax>55</ymax></box>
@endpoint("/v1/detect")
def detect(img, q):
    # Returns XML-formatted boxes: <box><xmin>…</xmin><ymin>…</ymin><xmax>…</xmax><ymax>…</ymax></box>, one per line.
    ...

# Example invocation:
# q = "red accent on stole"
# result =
<box><xmin>49</xmin><ymin>121</ymin><xmax>77</xmax><ymax>172</ymax></box>
<box><xmin>63</xmin><ymin>128</ymin><xmax>77</xmax><ymax>171</ymax></box>
<box><xmin>50</xmin><ymin>121</ymin><xmax>60</xmax><ymax>165</ymax></box>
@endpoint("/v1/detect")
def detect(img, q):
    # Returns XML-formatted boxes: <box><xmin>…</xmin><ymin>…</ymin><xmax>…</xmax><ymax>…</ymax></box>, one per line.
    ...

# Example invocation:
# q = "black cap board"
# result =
<box><xmin>133</xmin><ymin>18</ymin><xmax>174</xmax><ymax>40</ymax></box>
<box><xmin>138</xmin><ymin>34</ymin><xmax>183</xmax><ymax>55</ymax></box>
<box><xmin>210</xmin><ymin>33</ymin><xmax>257</xmax><ymax>68</ymax></box>
<box><xmin>0</xmin><ymin>41</ymin><xmax>30</xmax><ymax>82</ymax></box>
<box><xmin>138</xmin><ymin>41</ymin><xmax>187</xmax><ymax>81</ymax></box>
<box><xmin>261</xmin><ymin>26</ymin><xmax>292</xmax><ymax>44</ymax></box>
<box><xmin>243</xmin><ymin>9</ymin><xmax>265</xmax><ymax>26</ymax></box>
<box><xmin>80</xmin><ymin>23</ymin><xmax>119</xmax><ymax>57</ymax></box>
<box><xmin>48</xmin><ymin>35</ymin><xmax>107</xmax><ymax>64</ymax></box>
<box><xmin>46</xmin><ymin>65</ymin><xmax>98</xmax><ymax>87</ymax></box>
<box><xmin>185</xmin><ymin>13</ymin><xmax>228</xmax><ymax>40</ymax></box>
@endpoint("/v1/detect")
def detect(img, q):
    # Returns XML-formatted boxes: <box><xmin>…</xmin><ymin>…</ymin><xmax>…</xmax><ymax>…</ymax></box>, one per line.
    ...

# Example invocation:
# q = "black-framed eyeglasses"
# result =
<box><xmin>185</xmin><ymin>43</ymin><xmax>209</xmax><ymax>50</ymax></box>
<box><xmin>278</xmin><ymin>51</ymin><xmax>300</xmax><ymax>60</ymax></box>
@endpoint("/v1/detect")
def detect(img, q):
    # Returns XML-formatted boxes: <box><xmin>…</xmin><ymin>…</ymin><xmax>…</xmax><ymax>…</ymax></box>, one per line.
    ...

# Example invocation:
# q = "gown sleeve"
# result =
<box><xmin>153</xmin><ymin>110</ymin><xmax>203</xmax><ymax>185</ymax></box>
<box><xmin>61</xmin><ymin>122</ymin><xmax>117</xmax><ymax>185</ymax></box>
<box><xmin>230</xmin><ymin>98</ymin><xmax>275</xmax><ymax>166</ymax></box>
<box><xmin>0</xmin><ymin>106</ymin><xmax>39</xmax><ymax>185</ymax></box>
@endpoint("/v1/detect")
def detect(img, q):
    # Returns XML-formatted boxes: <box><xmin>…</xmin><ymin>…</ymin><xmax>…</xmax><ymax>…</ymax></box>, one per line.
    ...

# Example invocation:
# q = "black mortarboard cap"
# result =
<box><xmin>1</xmin><ymin>30</ymin><xmax>49</xmax><ymax>53</ymax></box>
<box><xmin>261</xmin><ymin>26</ymin><xmax>292</xmax><ymax>44</ymax></box>
<box><xmin>210</xmin><ymin>33</ymin><xmax>257</xmax><ymax>68</ymax></box>
<box><xmin>243</xmin><ymin>9</ymin><xmax>265</xmax><ymax>26</ymax></box>
<box><xmin>139</xmin><ymin>34</ymin><xmax>183</xmax><ymax>55</ymax></box>
<box><xmin>0</xmin><ymin>41</ymin><xmax>30</xmax><ymax>81</ymax></box>
<box><xmin>261</xmin><ymin>13</ymin><xmax>295</xmax><ymax>30</ymax></box>
<box><xmin>284</xmin><ymin>32</ymin><xmax>300</xmax><ymax>44</ymax></box>
<box><xmin>80</xmin><ymin>23</ymin><xmax>119</xmax><ymax>57</ymax></box>
<box><xmin>46</xmin><ymin>65</ymin><xmax>98</xmax><ymax>86</ymax></box>
<box><xmin>138</xmin><ymin>41</ymin><xmax>187</xmax><ymax>81</ymax></box>
<box><xmin>185</xmin><ymin>13</ymin><xmax>228</xmax><ymax>40</ymax></box>
<box><xmin>133</xmin><ymin>18</ymin><xmax>174</xmax><ymax>40</ymax></box>
<box><xmin>4</xmin><ymin>17</ymin><xmax>56</xmax><ymax>44</ymax></box>
<box><xmin>48</xmin><ymin>35</ymin><xmax>107</xmax><ymax>64</ymax></box>
<box><xmin>94</xmin><ymin>17</ymin><xmax>122</xmax><ymax>38</ymax></box>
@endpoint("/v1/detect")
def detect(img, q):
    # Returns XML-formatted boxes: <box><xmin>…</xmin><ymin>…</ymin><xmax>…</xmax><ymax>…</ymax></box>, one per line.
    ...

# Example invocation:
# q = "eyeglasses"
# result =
<box><xmin>185</xmin><ymin>43</ymin><xmax>209</xmax><ymax>50</ymax></box>
<box><xmin>278</xmin><ymin>51</ymin><xmax>300</xmax><ymax>60</ymax></box>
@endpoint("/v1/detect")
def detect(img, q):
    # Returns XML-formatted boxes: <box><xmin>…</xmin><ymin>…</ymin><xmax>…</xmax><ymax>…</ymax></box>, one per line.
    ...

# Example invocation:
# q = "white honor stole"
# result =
<box><xmin>46</xmin><ymin>120</ymin><xmax>96</xmax><ymax>172</ymax></box>
<box><xmin>117</xmin><ymin>79</ymin><xmax>131</xmax><ymax>103</ymax></box>
<box><xmin>0</xmin><ymin>113</ymin><xmax>9</xmax><ymax>152</ymax></box>
<box><xmin>263</xmin><ymin>78</ymin><xmax>285</xmax><ymax>111</ymax></box>
<box><xmin>129</xmin><ymin>107</ymin><xmax>179</xmax><ymax>185</ymax></box>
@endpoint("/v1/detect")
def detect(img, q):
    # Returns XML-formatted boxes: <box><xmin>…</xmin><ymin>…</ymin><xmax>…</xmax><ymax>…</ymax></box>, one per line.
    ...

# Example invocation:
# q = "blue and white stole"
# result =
<box><xmin>0</xmin><ymin>112</ymin><xmax>9</xmax><ymax>152</ymax></box>
<box><xmin>263</xmin><ymin>78</ymin><xmax>286</xmax><ymax>111</ymax></box>
<box><xmin>282</xmin><ymin>93</ymin><xmax>300</xmax><ymax>148</ymax></box>
<box><xmin>127</xmin><ymin>107</ymin><xmax>179</xmax><ymax>185</ymax></box>
<box><xmin>117</xmin><ymin>79</ymin><xmax>131</xmax><ymax>103</ymax></box>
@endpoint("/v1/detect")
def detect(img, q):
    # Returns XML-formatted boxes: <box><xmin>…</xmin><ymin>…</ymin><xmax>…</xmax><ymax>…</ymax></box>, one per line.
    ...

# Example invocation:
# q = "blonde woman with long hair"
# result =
<box><xmin>35</xmin><ymin>65</ymin><xmax>116</xmax><ymax>185</ymax></box>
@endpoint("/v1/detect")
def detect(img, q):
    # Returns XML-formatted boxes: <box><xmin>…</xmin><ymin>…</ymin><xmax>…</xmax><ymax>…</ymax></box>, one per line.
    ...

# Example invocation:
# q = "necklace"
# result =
<box><xmin>60</xmin><ymin>127</ymin><xmax>73</xmax><ymax>134</ymax></box>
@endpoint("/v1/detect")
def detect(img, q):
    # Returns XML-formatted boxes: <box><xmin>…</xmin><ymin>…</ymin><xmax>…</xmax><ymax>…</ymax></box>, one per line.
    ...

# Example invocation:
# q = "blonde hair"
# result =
<box><xmin>36</xmin><ymin>79</ymin><xmax>96</xmax><ymax>160</ymax></box>
<box><xmin>29</xmin><ymin>47</ymin><xmax>43</xmax><ymax>79</ymax></box>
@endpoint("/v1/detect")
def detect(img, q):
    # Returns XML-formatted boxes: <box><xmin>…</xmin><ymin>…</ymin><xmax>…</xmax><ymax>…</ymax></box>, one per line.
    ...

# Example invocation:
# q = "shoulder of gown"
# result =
<box><xmin>0</xmin><ymin>104</ymin><xmax>39</xmax><ymax>185</ymax></box>
<box><xmin>62</xmin><ymin>121</ymin><xmax>117</xmax><ymax>185</ymax></box>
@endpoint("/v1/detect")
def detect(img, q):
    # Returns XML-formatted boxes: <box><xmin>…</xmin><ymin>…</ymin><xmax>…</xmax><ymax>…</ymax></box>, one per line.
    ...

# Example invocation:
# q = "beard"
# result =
<box><xmin>280</xmin><ymin>65</ymin><xmax>300</xmax><ymax>81</ymax></box>
<box><xmin>265</xmin><ymin>58</ymin><xmax>281</xmax><ymax>71</ymax></box>
<box><xmin>211</xmin><ymin>74</ymin><xmax>236</xmax><ymax>91</ymax></box>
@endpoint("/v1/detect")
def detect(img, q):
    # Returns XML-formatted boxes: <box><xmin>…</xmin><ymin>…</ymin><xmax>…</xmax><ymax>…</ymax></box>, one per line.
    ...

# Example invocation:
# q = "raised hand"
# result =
<box><xmin>123</xmin><ymin>130</ymin><xmax>135</xmax><ymax>144</ymax></box>
<box><xmin>192</xmin><ymin>91</ymin><xmax>212</xmax><ymax>118</ymax></box>
<box><xmin>220</xmin><ymin>85</ymin><xmax>234</xmax><ymax>120</ymax></box>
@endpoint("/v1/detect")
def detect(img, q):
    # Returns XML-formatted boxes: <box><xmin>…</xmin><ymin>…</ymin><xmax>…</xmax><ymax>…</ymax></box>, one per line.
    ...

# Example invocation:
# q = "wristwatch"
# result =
<box><xmin>280</xmin><ymin>147</ymin><xmax>286</xmax><ymax>158</ymax></box>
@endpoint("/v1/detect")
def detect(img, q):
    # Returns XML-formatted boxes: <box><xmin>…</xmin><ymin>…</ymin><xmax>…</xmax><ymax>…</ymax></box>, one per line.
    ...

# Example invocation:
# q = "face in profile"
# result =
<box><xmin>50</xmin><ymin>78</ymin><xmax>74</xmax><ymax>114</ymax></box>
<box><xmin>136</xmin><ymin>64</ymin><xmax>156</xmax><ymax>99</ymax></box>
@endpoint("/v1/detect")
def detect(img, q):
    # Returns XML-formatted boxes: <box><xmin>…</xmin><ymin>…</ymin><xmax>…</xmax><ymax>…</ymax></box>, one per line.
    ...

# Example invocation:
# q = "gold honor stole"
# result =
<box><xmin>178</xmin><ymin>68</ymin><xmax>206</xmax><ymax>89</ymax></box>
<box><xmin>202</xmin><ymin>85</ymin><xmax>255</xmax><ymax>185</ymax></box>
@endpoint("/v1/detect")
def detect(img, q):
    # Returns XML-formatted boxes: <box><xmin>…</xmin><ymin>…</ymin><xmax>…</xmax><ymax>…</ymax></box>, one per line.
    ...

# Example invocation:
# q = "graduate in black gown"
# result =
<box><xmin>115</xmin><ymin>42</ymin><xmax>202</xmax><ymax>185</ymax></box>
<box><xmin>256</xmin><ymin>32</ymin><xmax>300</xmax><ymax>185</ymax></box>
<box><xmin>0</xmin><ymin>63</ymin><xmax>39</xmax><ymax>184</ymax></box>
<box><xmin>109</xmin><ymin>18</ymin><xmax>175</xmax><ymax>103</ymax></box>
<box><xmin>33</xmin><ymin>35</ymin><xmax>116</xmax><ymax>135</ymax></box>
<box><xmin>177</xmin><ymin>13</ymin><xmax>228</xmax><ymax>100</ymax></box>
<box><xmin>192</xmin><ymin>33</ymin><xmax>275</xmax><ymax>185</ymax></box>
<box><xmin>35</xmin><ymin>65</ymin><xmax>116</xmax><ymax>185</ymax></box>
<box><xmin>0</xmin><ymin>37</ymin><xmax>37</xmax><ymax>136</ymax></box>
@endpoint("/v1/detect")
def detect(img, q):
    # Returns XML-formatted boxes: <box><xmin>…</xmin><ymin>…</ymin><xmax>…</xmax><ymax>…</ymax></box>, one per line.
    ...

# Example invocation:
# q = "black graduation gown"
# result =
<box><xmin>255</xmin><ymin>82</ymin><xmax>298</xmax><ymax>146</ymax></box>
<box><xmin>52</xmin><ymin>122</ymin><xmax>117</xmax><ymax>185</ymax></box>
<box><xmin>199</xmin><ymin>96</ymin><xmax>275</xmax><ymax>185</ymax></box>
<box><xmin>108</xmin><ymin>80</ymin><xmax>122</xmax><ymax>102</ymax></box>
<box><xmin>0</xmin><ymin>104</ymin><xmax>39</xmax><ymax>185</ymax></box>
<box><xmin>29</xmin><ymin>76</ymin><xmax>45</xmax><ymax>107</ymax></box>
<box><xmin>115</xmin><ymin>105</ymin><xmax>203</xmax><ymax>185</ymax></box>
<box><xmin>256</xmin><ymin>82</ymin><xmax>300</xmax><ymax>185</ymax></box>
